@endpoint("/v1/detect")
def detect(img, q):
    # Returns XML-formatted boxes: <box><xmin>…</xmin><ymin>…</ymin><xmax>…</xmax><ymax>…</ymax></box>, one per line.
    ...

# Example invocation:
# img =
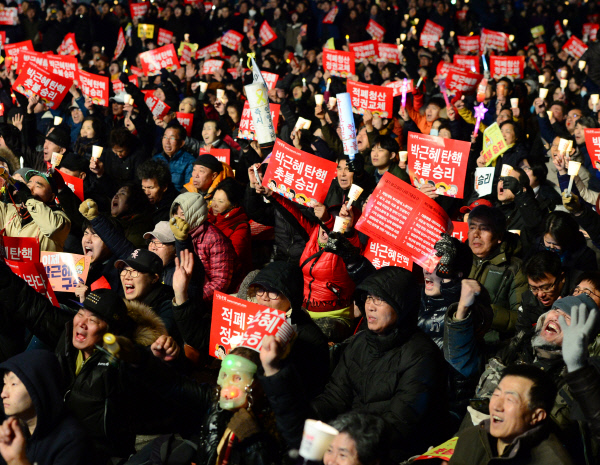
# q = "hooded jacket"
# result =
<box><xmin>0</xmin><ymin>266</ymin><xmax>167</xmax><ymax>460</ymax></box>
<box><xmin>0</xmin><ymin>350</ymin><xmax>89</xmax><ymax>465</ymax></box>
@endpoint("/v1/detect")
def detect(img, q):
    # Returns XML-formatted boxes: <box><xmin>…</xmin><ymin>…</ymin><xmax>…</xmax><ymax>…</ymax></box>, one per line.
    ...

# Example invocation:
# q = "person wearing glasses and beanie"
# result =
<box><xmin>153</xmin><ymin>124</ymin><xmax>195</xmax><ymax>191</ymax></box>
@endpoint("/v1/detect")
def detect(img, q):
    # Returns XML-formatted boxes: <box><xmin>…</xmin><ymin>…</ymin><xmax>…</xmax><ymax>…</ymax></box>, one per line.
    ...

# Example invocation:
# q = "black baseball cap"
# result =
<box><xmin>114</xmin><ymin>249</ymin><xmax>164</xmax><ymax>275</ymax></box>
<box><xmin>83</xmin><ymin>289</ymin><xmax>129</xmax><ymax>332</ymax></box>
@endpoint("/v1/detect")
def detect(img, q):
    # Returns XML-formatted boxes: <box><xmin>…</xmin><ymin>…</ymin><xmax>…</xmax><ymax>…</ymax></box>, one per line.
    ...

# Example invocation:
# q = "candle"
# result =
<box><xmin>414</xmin><ymin>18</ymin><xmax>419</xmax><ymax>25</ymax></box>
<box><xmin>560</xmin><ymin>79</ymin><xmax>568</xmax><ymax>90</ymax></box>
<box><xmin>546</xmin><ymin>110</ymin><xmax>553</xmax><ymax>120</ymax></box>
<box><xmin>346</xmin><ymin>184</ymin><xmax>363</xmax><ymax>208</ymax></box>
<box><xmin>566</xmin><ymin>161</ymin><xmax>581</xmax><ymax>195</ymax></box>
<box><xmin>563</xmin><ymin>19</ymin><xmax>568</xmax><ymax>27</ymax></box>
<box><xmin>404</xmin><ymin>14</ymin><xmax>409</xmax><ymax>21</ymax></box>
<box><xmin>328</xmin><ymin>97</ymin><xmax>337</xmax><ymax>107</ymax></box>
<box><xmin>501</xmin><ymin>164</ymin><xmax>513</xmax><ymax>177</ymax></box>
<box><xmin>510</xmin><ymin>98</ymin><xmax>519</xmax><ymax>108</ymax></box>
<box><xmin>326</xmin><ymin>78</ymin><xmax>331</xmax><ymax>91</ymax></box>
<box><xmin>400</xmin><ymin>33</ymin><xmax>406</xmax><ymax>42</ymax></box>
<box><xmin>509</xmin><ymin>34</ymin><xmax>515</xmax><ymax>42</ymax></box>
<box><xmin>123</xmin><ymin>59</ymin><xmax>127</xmax><ymax>72</ymax></box>
<box><xmin>315</xmin><ymin>94</ymin><xmax>324</xmax><ymax>105</ymax></box>
<box><xmin>560</xmin><ymin>69</ymin><xmax>568</xmax><ymax>79</ymax></box>
<box><xmin>302</xmin><ymin>77</ymin><xmax>306</xmax><ymax>87</ymax></box>
<box><xmin>579</xmin><ymin>61</ymin><xmax>587</xmax><ymax>71</ymax></box>
<box><xmin>538</xmin><ymin>75</ymin><xmax>545</xmax><ymax>84</ymax></box>
<box><xmin>473</xmin><ymin>102</ymin><xmax>488</xmax><ymax>136</ymax></box>
<box><xmin>450</xmin><ymin>31</ymin><xmax>455</xmax><ymax>38</ymax></box>
<box><xmin>558</xmin><ymin>138</ymin><xmax>570</xmax><ymax>155</ymax></box>
<box><xmin>401</xmin><ymin>78</ymin><xmax>408</xmax><ymax>109</ymax></box>
<box><xmin>539</xmin><ymin>88</ymin><xmax>548</xmax><ymax>99</ymax></box>
<box><xmin>199</xmin><ymin>81</ymin><xmax>208</xmax><ymax>93</ymax></box>
<box><xmin>592</xmin><ymin>94</ymin><xmax>599</xmax><ymax>112</ymax></box>
<box><xmin>416</xmin><ymin>76</ymin><xmax>423</xmax><ymax>88</ymax></box>
<box><xmin>345</xmin><ymin>35</ymin><xmax>350</xmax><ymax>45</ymax></box>
<box><xmin>54</xmin><ymin>116</ymin><xmax>63</xmax><ymax>126</ymax></box>
<box><xmin>216</xmin><ymin>89</ymin><xmax>225</xmax><ymax>100</ymax></box>
<box><xmin>92</xmin><ymin>145</ymin><xmax>103</xmax><ymax>160</ymax></box>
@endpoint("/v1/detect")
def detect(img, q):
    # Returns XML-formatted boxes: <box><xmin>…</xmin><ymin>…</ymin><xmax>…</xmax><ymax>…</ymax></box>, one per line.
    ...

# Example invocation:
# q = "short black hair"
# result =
<box><xmin>500</xmin><ymin>364</ymin><xmax>557</xmax><ymax>414</ymax></box>
<box><xmin>543</xmin><ymin>211</ymin><xmax>582</xmax><ymax>252</ymax></box>
<box><xmin>468</xmin><ymin>205</ymin><xmax>507</xmax><ymax>238</ymax></box>
<box><xmin>530</xmin><ymin>162</ymin><xmax>548</xmax><ymax>184</ymax></box>
<box><xmin>576</xmin><ymin>116</ymin><xmax>597</xmax><ymax>130</ymax></box>
<box><xmin>427</xmin><ymin>96</ymin><xmax>446</xmax><ymax>110</ymax></box>
<box><xmin>137</xmin><ymin>159</ymin><xmax>171</xmax><ymax>188</ymax></box>
<box><xmin>82</xmin><ymin>214</ymin><xmax>123</xmax><ymax>235</ymax></box>
<box><xmin>109</xmin><ymin>127</ymin><xmax>137</xmax><ymax>150</ymax></box>
<box><xmin>373</xmin><ymin>135</ymin><xmax>399</xmax><ymax>156</ymax></box>
<box><xmin>499</xmin><ymin>120</ymin><xmax>522</xmax><ymax>143</ymax></box>
<box><xmin>524</xmin><ymin>250</ymin><xmax>562</xmax><ymax>282</ymax></box>
<box><xmin>576</xmin><ymin>271</ymin><xmax>600</xmax><ymax>292</ymax></box>
<box><xmin>331</xmin><ymin>412</ymin><xmax>389</xmax><ymax>465</ymax></box>
<box><xmin>214</xmin><ymin>177</ymin><xmax>244</xmax><ymax>207</ymax></box>
<box><xmin>166</xmin><ymin>123</ymin><xmax>187</xmax><ymax>141</ymax></box>
<box><xmin>116</xmin><ymin>181</ymin><xmax>150</xmax><ymax>215</ymax></box>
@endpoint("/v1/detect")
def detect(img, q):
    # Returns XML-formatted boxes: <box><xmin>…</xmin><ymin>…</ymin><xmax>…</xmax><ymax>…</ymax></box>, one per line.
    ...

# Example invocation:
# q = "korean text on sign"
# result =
<box><xmin>238</xmin><ymin>308</ymin><xmax>295</xmax><ymax>352</ymax></box>
<box><xmin>157</xmin><ymin>28</ymin><xmax>174</xmax><ymax>46</ymax></box>
<box><xmin>363</xmin><ymin>239</ymin><xmax>413</xmax><ymax>271</ymax></box>
<box><xmin>259</xmin><ymin>21</ymin><xmax>277</xmax><ymax>46</ymax></box>
<box><xmin>262</xmin><ymin>138</ymin><xmax>337</xmax><ymax>205</ymax></box>
<box><xmin>261</xmin><ymin>71</ymin><xmax>279</xmax><ymax>91</ymax></box>
<box><xmin>444</xmin><ymin>68</ymin><xmax>483</xmax><ymax>94</ymax></box>
<box><xmin>221</xmin><ymin>30</ymin><xmax>244</xmax><ymax>50</ymax></box>
<box><xmin>584</xmin><ymin>128</ymin><xmax>600</xmax><ymax>164</ymax></box>
<box><xmin>40</xmin><ymin>252</ymin><xmax>91</xmax><ymax>292</ymax></box>
<box><xmin>139</xmin><ymin>44</ymin><xmax>180</xmax><ymax>76</ymax></box>
<box><xmin>202</xmin><ymin>59</ymin><xmax>224</xmax><ymax>75</ymax></box>
<box><xmin>349</xmin><ymin>40</ymin><xmax>378</xmax><ymax>60</ymax></box>
<box><xmin>453</xmin><ymin>55</ymin><xmax>479</xmax><ymax>73</ymax></box>
<box><xmin>481</xmin><ymin>122</ymin><xmax>509</xmax><ymax>165</ymax></box>
<box><xmin>457</xmin><ymin>35</ymin><xmax>480</xmax><ymax>53</ymax></box>
<box><xmin>0</xmin><ymin>237</ymin><xmax>39</xmax><ymax>262</ymax></box>
<box><xmin>366</xmin><ymin>19</ymin><xmax>385</xmax><ymax>42</ymax></box>
<box><xmin>12</xmin><ymin>62</ymin><xmax>71</xmax><ymax>109</ymax></box>
<box><xmin>6</xmin><ymin>260</ymin><xmax>59</xmax><ymax>307</ymax></box>
<box><xmin>78</xmin><ymin>70</ymin><xmax>109</xmax><ymax>107</ymax></box>
<box><xmin>490</xmin><ymin>56</ymin><xmax>524</xmax><ymax>80</ymax></box>
<box><xmin>197</xmin><ymin>42</ymin><xmax>222</xmax><ymax>59</ymax></box>
<box><xmin>480</xmin><ymin>28</ymin><xmax>509</xmax><ymax>51</ymax></box>
<box><xmin>563</xmin><ymin>36</ymin><xmax>588</xmax><ymax>59</ymax></box>
<box><xmin>347</xmin><ymin>80</ymin><xmax>393</xmax><ymax>118</ymax></box>
<box><xmin>407</xmin><ymin>131</ymin><xmax>470</xmax><ymax>199</ymax></box>
<box><xmin>238</xmin><ymin>101</ymin><xmax>280</xmax><ymax>141</ymax></box>
<box><xmin>376</xmin><ymin>43</ymin><xmax>400</xmax><ymax>64</ymax></box>
<box><xmin>385</xmin><ymin>79</ymin><xmax>414</xmax><ymax>97</ymax></box>
<box><xmin>323</xmin><ymin>49</ymin><xmax>355</xmax><ymax>77</ymax></box>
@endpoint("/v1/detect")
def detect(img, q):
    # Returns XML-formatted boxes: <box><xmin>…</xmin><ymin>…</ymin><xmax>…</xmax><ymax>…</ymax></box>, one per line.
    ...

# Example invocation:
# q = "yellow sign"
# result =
<box><xmin>531</xmin><ymin>25</ymin><xmax>545</xmax><ymax>38</ymax></box>
<box><xmin>482</xmin><ymin>122</ymin><xmax>509</xmax><ymax>166</ymax></box>
<box><xmin>177</xmin><ymin>41</ymin><xmax>198</xmax><ymax>56</ymax></box>
<box><xmin>138</xmin><ymin>24</ymin><xmax>155</xmax><ymax>39</ymax></box>
<box><xmin>414</xmin><ymin>437</ymin><xmax>458</xmax><ymax>461</ymax></box>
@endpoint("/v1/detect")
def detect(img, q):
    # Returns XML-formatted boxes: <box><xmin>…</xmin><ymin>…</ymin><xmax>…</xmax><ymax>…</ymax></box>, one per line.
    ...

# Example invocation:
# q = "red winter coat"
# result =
<box><xmin>208</xmin><ymin>206</ymin><xmax>252</xmax><ymax>291</ymax></box>
<box><xmin>272</xmin><ymin>195</ymin><xmax>360</xmax><ymax>313</ymax></box>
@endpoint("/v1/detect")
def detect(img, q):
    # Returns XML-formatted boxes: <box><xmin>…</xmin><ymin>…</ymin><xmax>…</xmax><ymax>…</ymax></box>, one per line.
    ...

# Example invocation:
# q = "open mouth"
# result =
<box><xmin>425</xmin><ymin>277</ymin><xmax>434</xmax><ymax>290</ymax></box>
<box><xmin>491</xmin><ymin>415</ymin><xmax>503</xmax><ymax>424</ymax></box>
<box><xmin>84</xmin><ymin>246</ymin><xmax>94</xmax><ymax>256</ymax></box>
<box><xmin>544</xmin><ymin>321</ymin><xmax>560</xmax><ymax>335</ymax></box>
<box><xmin>124</xmin><ymin>283</ymin><xmax>136</xmax><ymax>295</ymax></box>
<box><xmin>74</xmin><ymin>331</ymin><xmax>87</xmax><ymax>343</ymax></box>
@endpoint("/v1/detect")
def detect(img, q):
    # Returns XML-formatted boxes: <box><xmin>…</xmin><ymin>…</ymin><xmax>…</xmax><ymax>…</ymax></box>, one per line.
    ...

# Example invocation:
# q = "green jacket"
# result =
<box><xmin>468</xmin><ymin>241</ymin><xmax>528</xmax><ymax>333</ymax></box>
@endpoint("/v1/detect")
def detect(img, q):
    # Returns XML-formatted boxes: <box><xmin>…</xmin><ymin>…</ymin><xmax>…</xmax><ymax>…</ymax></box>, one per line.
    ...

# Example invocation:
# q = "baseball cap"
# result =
<box><xmin>83</xmin><ymin>289</ymin><xmax>130</xmax><ymax>332</ymax></box>
<box><xmin>25</xmin><ymin>169</ymin><xmax>58</xmax><ymax>194</ymax></box>
<box><xmin>143</xmin><ymin>221</ymin><xmax>176</xmax><ymax>244</ymax></box>
<box><xmin>114</xmin><ymin>249</ymin><xmax>164</xmax><ymax>275</ymax></box>
<box><xmin>459</xmin><ymin>199</ymin><xmax>493</xmax><ymax>214</ymax></box>
<box><xmin>46</xmin><ymin>126</ymin><xmax>70</xmax><ymax>149</ymax></box>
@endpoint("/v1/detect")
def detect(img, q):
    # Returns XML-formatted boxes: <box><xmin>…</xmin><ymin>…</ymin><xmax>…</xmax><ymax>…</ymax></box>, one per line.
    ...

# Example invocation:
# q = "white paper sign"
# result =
<box><xmin>474</xmin><ymin>167</ymin><xmax>495</xmax><ymax>197</ymax></box>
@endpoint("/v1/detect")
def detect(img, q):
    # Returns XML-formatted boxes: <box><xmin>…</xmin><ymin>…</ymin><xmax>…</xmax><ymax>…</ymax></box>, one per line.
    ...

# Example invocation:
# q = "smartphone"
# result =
<box><xmin>253</xmin><ymin>165</ymin><xmax>262</xmax><ymax>185</ymax></box>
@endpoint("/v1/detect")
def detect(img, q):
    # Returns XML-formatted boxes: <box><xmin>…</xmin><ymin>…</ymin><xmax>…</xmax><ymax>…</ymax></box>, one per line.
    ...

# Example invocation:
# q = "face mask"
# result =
<box><xmin>430</xmin><ymin>129</ymin><xmax>439</xmax><ymax>136</ymax></box>
<box><xmin>217</xmin><ymin>354</ymin><xmax>257</xmax><ymax>410</ymax></box>
<box><xmin>581</xmin><ymin>90</ymin><xmax>587</xmax><ymax>98</ymax></box>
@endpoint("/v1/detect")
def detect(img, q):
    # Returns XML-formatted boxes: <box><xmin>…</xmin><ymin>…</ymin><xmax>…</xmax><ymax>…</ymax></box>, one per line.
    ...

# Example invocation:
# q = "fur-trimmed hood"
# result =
<box><xmin>125</xmin><ymin>299</ymin><xmax>167</xmax><ymax>346</ymax></box>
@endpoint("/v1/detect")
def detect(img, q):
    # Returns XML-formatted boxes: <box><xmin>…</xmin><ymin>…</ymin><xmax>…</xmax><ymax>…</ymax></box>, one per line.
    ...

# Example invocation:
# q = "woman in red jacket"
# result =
<box><xmin>208</xmin><ymin>178</ymin><xmax>252</xmax><ymax>290</ymax></box>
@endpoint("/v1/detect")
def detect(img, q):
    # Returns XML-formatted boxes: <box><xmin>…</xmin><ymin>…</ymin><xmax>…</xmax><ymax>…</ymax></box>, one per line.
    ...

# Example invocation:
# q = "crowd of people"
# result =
<box><xmin>1</xmin><ymin>0</ymin><xmax>600</xmax><ymax>464</ymax></box>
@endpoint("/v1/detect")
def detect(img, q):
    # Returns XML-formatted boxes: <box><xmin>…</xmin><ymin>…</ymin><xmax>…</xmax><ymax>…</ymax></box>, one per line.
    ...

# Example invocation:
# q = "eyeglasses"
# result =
<box><xmin>147</xmin><ymin>239</ymin><xmax>165</xmax><ymax>249</ymax></box>
<box><xmin>120</xmin><ymin>268</ymin><xmax>140</xmax><ymax>278</ymax></box>
<box><xmin>573</xmin><ymin>286</ymin><xmax>600</xmax><ymax>299</ymax></box>
<box><xmin>529</xmin><ymin>276</ymin><xmax>560</xmax><ymax>294</ymax></box>
<box><xmin>255</xmin><ymin>288</ymin><xmax>280</xmax><ymax>300</ymax></box>
<box><xmin>365</xmin><ymin>295</ymin><xmax>384</xmax><ymax>306</ymax></box>
<box><xmin>162</xmin><ymin>136</ymin><xmax>180</xmax><ymax>142</ymax></box>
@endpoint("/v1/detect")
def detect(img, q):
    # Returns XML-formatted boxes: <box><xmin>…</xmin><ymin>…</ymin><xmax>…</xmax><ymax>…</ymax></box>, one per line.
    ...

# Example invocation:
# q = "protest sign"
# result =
<box><xmin>259</xmin><ymin>21</ymin><xmax>277</xmax><ymax>46</ymax></box>
<box><xmin>355</xmin><ymin>172</ymin><xmax>452</xmax><ymax>268</ymax></box>
<box><xmin>0</xmin><ymin>237</ymin><xmax>39</xmax><ymax>262</ymax></box>
<box><xmin>176</xmin><ymin>112</ymin><xmax>194</xmax><ymax>136</ymax></box>
<box><xmin>456</xmin><ymin>10</ymin><xmax>467</xmax><ymax>21</ymax></box>
<box><xmin>474</xmin><ymin>166</ymin><xmax>495</xmax><ymax>197</ymax></box>
<box><xmin>531</xmin><ymin>25</ymin><xmax>545</xmax><ymax>38</ymax></box>
<box><xmin>201</xmin><ymin>59</ymin><xmax>224</xmax><ymax>75</ymax></box>
<box><xmin>16</xmin><ymin>50</ymin><xmax>46</xmax><ymax>73</ymax></box>
<box><xmin>366</xmin><ymin>19</ymin><xmax>385</xmax><ymax>42</ymax></box>
<box><xmin>563</xmin><ymin>36</ymin><xmax>588</xmax><ymax>58</ymax></box>
<box><xmin>144</xmin><ymin>94</ymin><xmax>171</xmax><ymax>119</ymax></box>
<box><xmin>59</xmin><ymin>170</ymin><xmax>85</xmax><ymax>201</ymax></box>
<box><xmin>554</xmin><ymin>21</ymin><xmax>564</xmax><ymax>36</ymax></box>
<box><xmin>349</xmin><ymin>39</ymin><xmax>378</xmax><ymax>60</ymax></box>
<box><xmin>436</xmin><ymin>62</ymin><xmax>464</xmax><ymax>79</ymax></box>
<box><xmin>4</xmin><ymin>40</ymin><xmax>34</xmax><ymax>70</ymax></box>
<box><xmin>457</xmin><ymin>35</ymin><xmax>480</xmax><ymax>53</ymax></box>
<box><xmin>0</xmin><ymin>31</ymin><xmax>5</xmax><ymax>48</ymax></box>
<box><xmin>179</xmin><ymin>44</ymin><xmax>192</xmax><ymax>66</ymax></box>
<box><xmin>490</xmin><ymin>56</ymin><xmax>524</xmax><ymax>79</ymax></box>
<box><xmin>130</xmin><ymin>2</ymin><xmax>148</xmax><ymax>20</ymax></box>
<box><xmin>347</xmin><ymin>80</ymin><xmax>393</xmax><ymax>117</ymax></box>
<box><xmin>199</xmin><ymin>147</ymin><xmax>230</xmax><ymax>165</ymax></box>
<box><xmin>47</xmin><ymin>54</ymin><xmax>78</xmax><ymax>80</ymax></box>
<box><xmin>261</xmin><ymin>71</ymin><xmax>278</xmax><ymax>90</ymax></box>
<box><xmin>237</xmin><ymin>308</ymin><xmax>295</xmax><ymax>352</ymax></box>
<box><xmin>78</xmin><ymin>70</ymin><xmax>109</xmax><ymax>106</ymax></box>
<box><xmin>583</xmin><ymin>23</ymin><xmax>599</xmax><ymax>41</ymax></box>
<box><xmin>385</xmin><ymin>79</ymin><xmax>414</xmax><ymax>97</ymax></box>
<box><xmin>221</xmin><ymin>30</ymin><xmax>244</xmax><ymax>51</ymax></box>
<box><xmin>238</xmin><ymin>101</ymin><xmax>280</xmax><ymax>141</ymax></box>
<box><xmin>0</xmin><ymin>8</ymin><xmax>17</xmax><ymax>25</ymax></box>
<box><xmin>451</xmin><ymin>222</ymin><xmax>469</xmax><ymax>243</ymax></box>
<box><xmin>157</xmin><ymin>28</ymin><xmax>174</xmax><ymax>46</ymax></box>
<box><xmin>481</xmin><ymin>122</ymin><xmax>508</xmax><ymax>166</ymax></box>
<box><xmin>137</xmin><ymin>23</ymin><xmax>155</xmax><ymax>39</ymax></box>
<box><xmin>453</xmin><ymin>54</ymin><xmax>480</xmax><ymax>73</ymax></box>
<box><xmin>112</xmin><ymin>78</ymin><xmax>124</xmax><ymax>94</ymax></box>
<box><xmin>444</xmin><ymin>68</ymin><xmax>483</xmax><ymax>94</ymax></box>
<box><xmin>139</xmin><ymin>44</ymin><xmax>179</xmax><ymax>75</ymax></box>
<box><xmin>376</xmin><ymin>43</ymin><xmax>400</xmax><ymax>64</ymax></box>
<box><xmin>322</xmin><ymin>7</ymin><xmax>337</xmax><ymax>24</ymax></box>
<box><xmin>408</xmin><ymin>132</ymin><xmax>470</xmax><ymax>198</ymax></box>
<box><xmin>262</xmin><ymin>139</ymin><xmax>337</xmax><ymax>205</ymax></box>
<box><xmin>40</xmin><ymin>252</ymin><xmax>91</xmax><ymax>292</ymax></box>
<box><xmin>363</xmin><ymin>239</ymin><xmax>413</xmax><ymax>271</ymax></box>
<box><xmin>323</xmin><ymin>49</ymin><xmax>355</xmax><ymax>77</ymax></box>
<box><xmin>480</xmin><ymin>28</ymin><xmax>509</xmax><ymax>51</ymax></box>
<box><xmin>419</xmin><ymin>33</ymin><xmax>439</xmax><ymax>48</ymax></box>
<box><xmin>114</xmin><ymin>28</ymin><xmax>126</xmax><ymax>60</ymax></box>
<box><xmin>6</xmin><ymin>260</ymin><xmax>58</xmax><ymax>307</ymax></box>
<box><xmin>209</xmin><ymin>291</ymin><xmax>266</xmax><ymax>358</ymax></box>
<box><xmin>197</xmin><ymin>42</ymin><xmax>222</xmax><ymax>59</ymax></box>
<box><xmin>584</xmin><ymin>129</ymin><xmax>600</xmax><ymax>164</ymax></box>
<box><xmin>13</xmin><ymin>62</ymin><xmax>71</xmax><ymax>109</ymax></box>
<box><xmin>419</xmin><ymin>19</ymin><xmax>443</xmax><ymax>47</ymax></box>
<box><xmin>537</xmin><ymin>43</ymin><xmax>547</xmax><ymax>56</ymax></box>
<box><xmin>58</xmin><ymin>33</ymin><xmax>79</xmax><ymax>56</ymax></box>
<box><xmin>413</xmin><ymin>437</ymin><xmax>458</xmax><ymax>461</ymax></box>
<box><xmin>423</xmin><ymin>19</ymin><xmax>444</xmax><ymax>38</ymax></box>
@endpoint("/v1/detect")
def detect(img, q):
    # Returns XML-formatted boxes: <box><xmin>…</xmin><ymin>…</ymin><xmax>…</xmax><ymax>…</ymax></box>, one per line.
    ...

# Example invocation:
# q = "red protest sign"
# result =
<box><xmin>40</xmin><ymin>252</ymin><xmax>90</xmax><ymax>292</ymax></box>
<box><xmin>202</xmin><ymin>59</ymin><xmax>224</xmax><ymax>75</ymax></box>
<box><xmin>0</xmin><ymin>31</ymin><xmax>5</xmax><ymax>48</ymax></box>
<box><xmin>47</xmin><ymin>54</ymin><xmax>78</xmax><ymax>80</ymax></box>
<box><xmin>490</xmin><ymin>56</ymin><xmax>524</xmax><ymax>80</ymax></box>
<box><xmin>197</xmin><ymin>42</ymin><xmax>222</xmax><ymax>59</ymax></box>
<box><xmin>457</xmin><ymin>35</ymin><xmax>480</xmax><ymax>53</ymax></box>
<box><xmin>144</xmin><ymin>94</ymin><xmax>171</xmax><ymax>119</ymax></box>
<box><xmin>78</xmin><ymin>70</ymin><xmax>109</xmax><ymax>107</ymax></box>
<box><xmin>259</xmin><ymin>21</ymin><xmax>277</xmax><ymax>46</ymax></box>
<box><xmin>13</xmin><ymin>62</ymin><xmax>71</xmax><ymax>109</ymax></box>
<box><xmin>323</xmin><ymin>49</ymin><xmax>355</xmax><ymax>77</ymax></box>
<box><xmin>130</xmin><ymin>2</ymin><xmax>148</xmax><ymax>20</ymax></box>
<box><xmin>445</xmin><ymin>68</ymin><xmax>483</xmax><ymax>94</ymax></box>
<box><xmin>423</xmin><ymin>19</ymin><xmax>444</xmax><ymax>38</ymax></box>
<box><xmin>456</xmin><ymin>10</ymin><xmax>467</xmax><ymax>21</ymax></box>
<box><xmin>420</xmin><ymin>20</ymin><xmax>443</xmax><ymax>48</ymax></box>
<box><xmin>114</xmin><ymin>28</ymin><xmax>126</xmax><ymax>60</ymax></box>
<box><xmin>480</xmin><ymin>28</ymin><xmax>508</xmax><ymax>52</ymax></box>
<box><xmin>451</xmin><ymin>221</ymin><xmax>469</xmax><ymax>243</ymax></box>
<box><xmin>385</xmin><ymin>79</ymin><xmax>414</xmax><ymax>97</ymax></box>
<box><xmin>179</xmin><ymin>45</ymin><xmax>192</xmax><ymax>66</ymax></box>
<box><xmin>221</xmin><ymin>30</ymin><xmax>244</xmax><ymax>51</ymax></box>
<box><xmin>436</xmin><ymin>62</ymin><xmax>464</xmax><ymax>79</ymax></box>
<box><xmin>407</xmin><ymin>132</ymin><xmax>470</xmax><ymax>198</ymax></box>
<box><xmin>237</xmin><ymin>308</ymin><xmax>295</xmax><ymax>352</ymax></box>
<box><xmin>4</xmin><ymin>40</ymin><xmax>34</xmax><ymax>70</ymax></box>
<box><xmin>322</xmin><ymin>7</ymin><xmax>338</xmax><ymax>24</ymax></box>
<box><xmin>199</xmin><ymin>147</ymin><xmax>230</xmax><ymax>165</ymax></box>
<box><xmin>377</xmin><ymin>43</ymin><xmax>400</xmax><ymax>64</ymax></box>
<box><xmin>554</xmin><ymin>21</ymin><xmax>564</xmax><ymax>36</ymax></box>
<box><xmin>420</xmin><ymin>33</ymin><xmax>439</xmax><ymax>48</ymax></box>
<box><xmin>563</xmin><ymin>36</ymin><xmax>588</xmax><ymax>59</ymax></box>
<box><xmin>238</xmin><ymin>101</ymin><xmax>280</xmax><ymax>141</ymax></box>
<box><xmin>58</xmin><ymin>33</ymin><xmax>79</xmax><ymax>56</ymax></box>
<box><xmin>261</xmin><ymin>71</ymin><xmax>278</xmax><ymax>90</ymax></box>
<box><xmin>139</xmin><ymin>44</ymin><xmax>179</xmax><ymax>76</ymax></box>
<box><xmin>209</xmin><ymin>291</ymin><xmax>266</xmax><ymax>358</ymax></box>
<box><xmin>157</xmin><ymin>28</ymin><xmax>174</xmax><ymax>46</ymax></box>
<box><xmin>1</xmin><ymin>237</ymin><xmax>39</xmax><ymax>262</ymax></box>
<box><xmin>347</xmin><ymin>80</ymin><xmax>393</xmax><ymax>117</ymax></box>
<box><xmin>349</xmin><ymin>39</ymin><xmax>378</xmax><ymax>60</ymax></box>
<box><xmin>112</xmin><ymin>78</ymin><xmax>125</xmax><ymax>94</ymax></box>
<box><xmin>585</xmin><ymin>129</ymin><xmax>600</xmax><ymax>163</ymax></box>
<box><xmin>537</xmin><ymin>43</ymin><xmax>547</xmax><ymax>56</ymax></box>
<box><xmin>16</xmin><ymin>50</ymin><xmax>45</xmax><ymax>74</ymax></box>
<box><xmin>355</xmin><ymin>172</ymin><xmax>452</xmax><ymax>268</ymax></box>
<box><xmin>583</xmin><ymin>23</ymin><xmax>599</xmax><ymax>41</ymax></box>
<box><xmin>6</xmin><ymin>260</ymin><xmax>58</xmax><ymax>307</ymax></box>
<box><xmin>0</xmin><ymin>8</ymin><xmax>17</xmax><ymax>25</ymax></box>
<box><xmin>453</xmin><ymin>54</ymin><xmax>480</xmax><ymax>73</ymax></box>
<box><xmin>262</xmin><ymin>139</ymin><xmax>337</xmax><ymax>205</ymax></box>
<box><xmin>59</xmin><ymin>169</ymin><xmax>84</xmax><ymax>202</ymax></box>
<box><xmin>130</xmin><ymin>66</ymin><xmax>144</xmax><ymax>77</ymax></box>
<box><xmin>363</xmin><ymin>239</ymin><xmax>413</xmax><ymax>271</ymax></box>
<box><xmin>176</xmin><ymin>112</ymin><xmax>194</xmax><ymax>136</ymax></box>
<box><xmin>366</xmin><ymin>19</ymin><xmax>385</xmax><ymax>42</ymax></box>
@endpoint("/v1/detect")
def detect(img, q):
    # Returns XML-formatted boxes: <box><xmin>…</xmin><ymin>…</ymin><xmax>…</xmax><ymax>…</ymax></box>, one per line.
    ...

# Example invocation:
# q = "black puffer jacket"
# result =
<box><xmin>260</xmin><ymin>267</ymin><xmax>448</xmax><ymax>462</ymax></box>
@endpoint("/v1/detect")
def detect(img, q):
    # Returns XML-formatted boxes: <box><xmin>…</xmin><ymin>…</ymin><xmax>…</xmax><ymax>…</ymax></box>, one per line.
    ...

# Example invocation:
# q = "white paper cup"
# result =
<box><xmin>302</xmin><ymin>120</ymin><xmax>312</xmax><ymax>130</ymax></box>
<box><xmin>399</xmin><ymin>151</ymin><xmax>408</xmax><ymax>162</ymax></box>
<box><xmin>328</xmin><ymin>97</ymin><xmax>337</xmax><ymax>107</ymax></box>
<box><xmin>217</xmin><ymin>89</ymin><xmax>225</xmax><ymax>100</ymax></box>
<box><xmin>508</xmin><ymin>229</ymin><xmax>521</xmax><ymax>236</ymax></box>
<box><xmin>560</xmin><ymin>79</ymin><xmax>568</xmax><ymax>89</ymax></box>
<box><xmin>199</xmin><ymin>82</ymin><xmax>208</xmax><ymax>93</ymax></box>
<box><xmin>591</xmin><ymin>94</ymin><xmax>600</xmax><ymax>105</ymax></box>
<box><xmin>333</xmin><ymin>216</ymin><xmax>351</xmax><ymax>234</ymax></box>
<box><xmin>510</xmin><ymin>98</ymin><xmax>518</xmax><ymax>108</ymax></box>
<box><xmin>560</xmin><ymin>69</ymin><xmax>568</xmax><ymax>79</ymax></box>
<box><xmin>546</xmin><ymin>110</ymin><xmax>553</xmax><ymax>120</ymax></box>
<box><xmin>51</xmin><ymin>152</ymin><xmax>63</xmax><ymax>167</ymax></box>
<box><xmin>299</xmin><ymin>420</ymin><xmax>339</xmax><ymax>461</ymax></box>
<box><xmin>348</xmin><ymin>184</ymin><xmax>364</xmax><ymax>202</ymax></box>
<box><xmin>558</xmin><ymin>138</ymin><xmax>570</xmax><ymax>154</ymax></box>
<box><xmin>500</xmin><ymin>164</ymin><xmax>513</xmax><ymax>177</ymax></box>
<box><xmin>539</xmin><ymin>88</ymin><xmax>548</xmax><ymax>99</ymax></box>
<box><xmin>568</xmin><ymin>161</ymin><xmax>581</xmax><ymax>176</ymax></box>
<box><xmin>579</xmin><ymin>61</ymin><xmax>587</xmax><ymax>71</ymax></box>
<box><xmin>538</xmin><ymin>75</ymin><xmax>545</xmax><ymax>84</ymax></box>
<box><xmin>315</xmin><ymin>94</ymin><xmax>324</xmax><ymax>105</ymax></box>
<box><xmin>92</xmin><ymin>146</ymin><xmax>103</xmax><ymax>159</ymax></box>
<box><xmin>54</xmin><ymin>116</ymin><xmax>63</xmax><ymax>126</ymax></box>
